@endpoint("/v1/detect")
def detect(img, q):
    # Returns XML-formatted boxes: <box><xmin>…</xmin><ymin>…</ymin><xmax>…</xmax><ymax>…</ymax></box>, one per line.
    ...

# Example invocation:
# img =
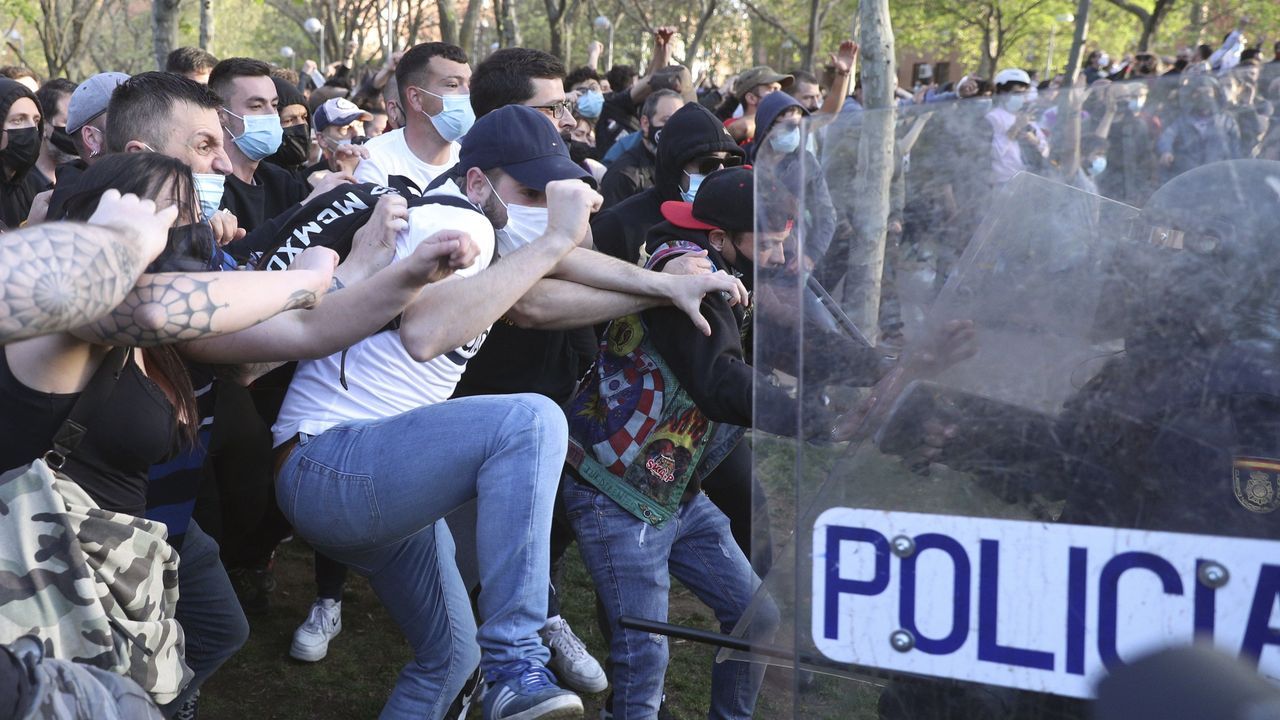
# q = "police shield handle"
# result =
<box><xmin>87</xmin><ymin>189</ymin><xmax>180</xmax><ymax>267</ymax></box>
<box><xmin>543</xmin><ymin>180</ymin><xmax>604</xmax><ymax>257</ymax></box>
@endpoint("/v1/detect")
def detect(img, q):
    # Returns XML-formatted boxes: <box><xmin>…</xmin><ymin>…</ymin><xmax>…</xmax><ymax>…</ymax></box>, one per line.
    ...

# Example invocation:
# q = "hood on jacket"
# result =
<box><xmin>750</xmin><ymin>90</ymin><xmax>807</xmax><ymax>162</ymax></box>
<box><xmin>654</xmin><ymin>102</ymin><xmax>744</xmax><ymax>202</ymax></box>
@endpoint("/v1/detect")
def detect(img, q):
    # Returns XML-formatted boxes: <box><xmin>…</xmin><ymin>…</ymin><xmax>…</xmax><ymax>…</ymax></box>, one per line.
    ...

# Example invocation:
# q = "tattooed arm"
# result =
<box><xmin>178</xmin><ymin>228</ymin><xmax>475</xmax><ymax>376</ymax></box>
<box><xmin>68</xmin><ymin>248</ymin><xmax>338</xmax><ymax>347</ymax></box>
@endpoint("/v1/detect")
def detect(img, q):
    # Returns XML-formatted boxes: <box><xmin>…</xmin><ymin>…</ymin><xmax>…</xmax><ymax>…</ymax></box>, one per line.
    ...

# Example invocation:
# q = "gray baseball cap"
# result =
<box><xmin>66</xmin><ymin>72</ymin><xmax>130</xmax><ymax>133</ymax></box>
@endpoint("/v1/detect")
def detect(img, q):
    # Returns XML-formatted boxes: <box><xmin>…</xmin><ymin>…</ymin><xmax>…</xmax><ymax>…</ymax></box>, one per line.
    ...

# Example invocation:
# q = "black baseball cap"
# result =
<box><xmin>661</xmin><ymin>167</ymin><xmax>757</xmax><ymax>233</ymax></box>
<box><xmin>458</xmin><ymin>105</ymin><xmax>593</xmax><ymax>189</ymax></box>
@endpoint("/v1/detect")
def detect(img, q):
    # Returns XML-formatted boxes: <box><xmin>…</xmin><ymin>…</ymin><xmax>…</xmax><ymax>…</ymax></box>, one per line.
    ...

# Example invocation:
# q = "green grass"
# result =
<box><xmin>200</xmin><ymin>536</ymin><xmax>759</xmax><ymax>719</ymax></box>
<box><xmin>199</xmin><ymin>434</ymin><xmax>881</xmax><ymax>719</ymax></box>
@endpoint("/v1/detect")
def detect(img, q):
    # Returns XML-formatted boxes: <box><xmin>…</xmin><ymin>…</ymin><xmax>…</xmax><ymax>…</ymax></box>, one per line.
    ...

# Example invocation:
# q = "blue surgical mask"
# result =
<box><xmin>1088</xmin><ymin>156</ymin><xmax>1107</xmax><ymax>176</ymax></box>
<box><xmin>681</xmin><ymin>172</ymin><xmax>705</xmax><ymax>203</ymax></box>
<box><xmin>223</xmin><ymin>109</ymin><xmax>284</xmax><ymax>161</ymax></box>
<box><xmin>417</xmin><ymin>88</ymin><xmax>475</xmax><ymax>142</ymax></box>
<box><xmin>192</xmin><ymin>172</ymin><xmax>226</xmax><ymax>220</ymax></box>
<box><xmin>577</xmin><ymin>90</ymin><xmax>604</xmax><ymax>119</ymax></box>
<box><xmin>1128</xmin><ymin>98</ymin><xmax>1146</xmax><ymax>113</ymax></box>
<box><xmin>1005</xmin><ymin>94</ymin><xmax>1026</xmax><ymax>112</ymax></box>
<box><xmin>769</xmin><ymin>126</ymin><xmax>801</xmax><ymax>154</ymax></box>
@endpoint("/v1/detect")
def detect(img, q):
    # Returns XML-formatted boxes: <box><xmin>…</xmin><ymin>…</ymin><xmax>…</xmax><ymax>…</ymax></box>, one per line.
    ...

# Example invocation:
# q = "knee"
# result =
<box><xmin>747</xmin><ymin>591</ymin><xmax>781</xmax><ymax>642</ymax></box>
<box><xmin>506</xmin><ymin>393</ymin><xmax>569</xmax><ymax>449</ymax></box>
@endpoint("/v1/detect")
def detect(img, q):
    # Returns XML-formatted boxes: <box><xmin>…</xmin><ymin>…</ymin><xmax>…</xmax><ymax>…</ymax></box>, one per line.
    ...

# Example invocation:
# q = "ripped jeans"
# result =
<box><xmin>563</xmin><ymin>480</ymin><xmax>779</xmax><ymax>720</ymax></box>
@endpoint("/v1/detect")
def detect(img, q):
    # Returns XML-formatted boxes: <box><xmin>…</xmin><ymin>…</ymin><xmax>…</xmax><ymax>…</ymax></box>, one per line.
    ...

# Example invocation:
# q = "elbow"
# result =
<box><xmin>399</xmin><ymin>325</ymin><xmax>445</xmax><ymax>363</ymax></box>
<box><xmin>505</xmin><ymin>298</ymin><xmax>546</xmax><ymax>330</ymax></box>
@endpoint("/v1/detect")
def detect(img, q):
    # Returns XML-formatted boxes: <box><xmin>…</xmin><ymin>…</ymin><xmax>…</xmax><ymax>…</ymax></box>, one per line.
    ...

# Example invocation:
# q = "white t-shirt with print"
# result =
<box><xmin>271</xmin><ymin>182</ymin><xmax>495</xmax><ymax>446</ymax></box>
<box><xmin>354</xmin><ymin>128</ymin><xmax>460</xmax><ymax>193</ymax></box>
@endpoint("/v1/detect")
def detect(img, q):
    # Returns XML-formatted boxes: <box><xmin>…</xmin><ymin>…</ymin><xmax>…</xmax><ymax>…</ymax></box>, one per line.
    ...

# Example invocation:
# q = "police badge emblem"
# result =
<box><xmin>1231</xmin><ymin>457</ymin><xmax>1280</xmax><ymax>513</ymax></box>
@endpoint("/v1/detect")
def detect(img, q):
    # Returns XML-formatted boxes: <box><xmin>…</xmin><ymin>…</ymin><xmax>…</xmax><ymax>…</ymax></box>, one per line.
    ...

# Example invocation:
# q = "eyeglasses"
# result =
<box><xmin>688</xmin><ymin>155</ymin><xmax>744</xmax><ymax>176</ymax></box>
<box><xmin>531</xmin><ymin>99</ymin><xmax>574</xmax><ymax>119</ymax></box>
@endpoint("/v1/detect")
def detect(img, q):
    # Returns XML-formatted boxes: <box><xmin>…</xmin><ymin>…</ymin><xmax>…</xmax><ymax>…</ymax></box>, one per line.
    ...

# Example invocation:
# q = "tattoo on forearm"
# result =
<box><xmin>283</xmin><ymin>289</ymin><xmax>318</xmax><ymax>311</ymax></box>
<box><xmin>84</xmin><ymin>274</ymin><xmax>229</xmax><ymax>345</ymax></box>
<box><xmin>0</xmin><ymin>223</ymin><xmax>141</xmax><ymax>343</ymax></box>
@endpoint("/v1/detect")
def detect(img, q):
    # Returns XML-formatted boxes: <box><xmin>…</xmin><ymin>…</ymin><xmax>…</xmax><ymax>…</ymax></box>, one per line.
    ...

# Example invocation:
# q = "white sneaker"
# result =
<box><xmin>539</xmin><ymin>616</ymin><xmax>608</xmax><ymax>694</ymax></box>
<box><xmin>290</xmin><ymin>598</ymin><xmax>342</xmax><ymax>662</ymax></box>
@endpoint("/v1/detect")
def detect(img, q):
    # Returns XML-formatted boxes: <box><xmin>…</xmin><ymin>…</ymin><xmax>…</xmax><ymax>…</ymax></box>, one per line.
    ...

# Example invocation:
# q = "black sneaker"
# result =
<box><xmin>174</xmin><ymin>689</ymin><xmax>200</xmax><ymax>720</ymax></box>
<box><xmin>228</xmin><ymin>566</ymin><xmax>277</xmax><ymax>615</ymax></box>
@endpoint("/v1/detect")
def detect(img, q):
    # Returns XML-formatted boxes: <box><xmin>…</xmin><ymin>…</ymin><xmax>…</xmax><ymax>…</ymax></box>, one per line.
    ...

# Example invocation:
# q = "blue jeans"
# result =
<box><xmin>276</xmin><ymin>394</ymin><xmax>566</xmax><ymax>720</ymax></box>
<box><xmin>563</xmin><ymin>481</ymin><xmax>779</xmax><ymax>720</ymax></box>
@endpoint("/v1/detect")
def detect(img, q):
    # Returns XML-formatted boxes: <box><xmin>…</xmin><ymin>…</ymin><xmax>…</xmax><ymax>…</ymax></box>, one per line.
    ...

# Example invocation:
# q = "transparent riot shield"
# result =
<box><xmin>741</xmin><ymin>91</ymin><xmax>1280</xmax><ymax>719</ymax></box>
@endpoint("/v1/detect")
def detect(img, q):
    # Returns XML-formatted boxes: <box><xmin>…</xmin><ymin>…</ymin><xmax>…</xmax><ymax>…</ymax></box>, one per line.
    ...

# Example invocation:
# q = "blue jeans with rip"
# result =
<box><xmin>563</xmin><ymin>481</ymin><xmax>779</xmax><ymax>720</ymax></box>
<box><xmin>275</xmin><ymin>394</ymin><xmax>566</xmax><ymax>720</ymax></box>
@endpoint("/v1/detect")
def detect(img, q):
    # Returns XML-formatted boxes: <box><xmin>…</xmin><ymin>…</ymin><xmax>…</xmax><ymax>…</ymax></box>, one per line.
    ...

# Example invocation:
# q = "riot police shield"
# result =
<box><xmin>741</xmin><ymin>91</ymin><xmax>1280</xmax><ymax>720</ymax></box>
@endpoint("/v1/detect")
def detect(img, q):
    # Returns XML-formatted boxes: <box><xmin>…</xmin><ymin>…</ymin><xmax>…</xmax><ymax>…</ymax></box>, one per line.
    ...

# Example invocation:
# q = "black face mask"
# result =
<box><xmin>1</xmin><ymin>126</ymin><xmax>40</xmax><ymax>177</ymax></box>
<box><xmin>646</xmin><ymin>123</ymin><xmax>663</xmax><ymax>144</ymax></box>
<box><xmin>150</xmin><ymin>223</ymin><xmax>219</xmax><ymax>273</ymax></box>
<box><xmin>266</xmin><ymin>124</ymin><xmax>312</xmax><ymax>169</ymax></box>
<box><xmin>49</xmin><ymin>125</ymin><xmax>79</xmax><ymax>157</ymax></box>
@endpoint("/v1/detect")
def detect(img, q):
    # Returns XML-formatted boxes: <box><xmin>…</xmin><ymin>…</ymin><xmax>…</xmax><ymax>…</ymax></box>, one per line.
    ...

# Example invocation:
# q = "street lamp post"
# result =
<box><xmin>281</xmin><ymin>45</ymin><xmax>295</xmax><ymax>71</ymax></box>
<box><xmin>304</xmin><ymin>17</ymin><xmax>326</xmax><ymax>68</ymax></box>
<box><xmin>1047</xmin><ymin>13</ymin><xmax>1075</xmax><ymax>78</ymax></box>
<box><xmin>593</xmin><ymin>16</ymin><xmax>614</xmax><ymax>70</ymax></box>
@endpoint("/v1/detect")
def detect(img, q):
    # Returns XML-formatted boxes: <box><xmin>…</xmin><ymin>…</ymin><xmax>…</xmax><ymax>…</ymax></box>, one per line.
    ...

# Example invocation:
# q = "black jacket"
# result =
<box><xmin>591</xmin><ymin>103</ymin><xmax>743</xmax><ymax>264</ymax></box>
<box><xmin>640</xmin><ymin>222</ymin><xmax>886</xmax><ymax>438</ymax></box>
<box><xmin>598</xmin><ymin>139</ymin><xmax>656</xmax><ymax>209</ymax></box>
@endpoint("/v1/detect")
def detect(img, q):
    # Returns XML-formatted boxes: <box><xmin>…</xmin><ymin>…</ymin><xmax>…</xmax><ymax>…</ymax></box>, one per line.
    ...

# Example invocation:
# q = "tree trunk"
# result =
<box><xmin>459</xmin><ymin>0</ymin><xmax>484</xmax><ymax>59</ymax></box>
<box><xmin>437</xmin><ymin>0</ymin><xmax>459</xmax><ymax>45</ymax></box>
<box><xmin>152</xmin><ymin>0</ymin><xmax>181</xmax><ymax>70</ymax></box>
<box><xmin>1065</xmin><ymin>0</ymin><xmax>1092</xmax><ymax>83</ymax></box>
<box><xmin>803</xmin><ymin>0</ymin><xmax>821</xmax><ymax>72</ymax></box>
<box><xmin>685</xmin><ymin>0</ymin><xmax>716</xmax><ymax>62</ymax></box>
<box><xmin>843</xmin><ymin>0</ymin><xmax>896</xmax><ymax>334</ymax></box>
<box><xmin>199</xmin><ymin>0</ymin><xmax>214</xmax><ymax>52</ymax></box>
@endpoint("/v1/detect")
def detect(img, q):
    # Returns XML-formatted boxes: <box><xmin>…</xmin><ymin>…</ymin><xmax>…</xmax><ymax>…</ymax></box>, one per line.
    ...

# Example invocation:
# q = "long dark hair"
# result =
<box><xmin>60</xmin><ymin>152</ymin><xmax>201</xmax><ymax>445</ymax></box>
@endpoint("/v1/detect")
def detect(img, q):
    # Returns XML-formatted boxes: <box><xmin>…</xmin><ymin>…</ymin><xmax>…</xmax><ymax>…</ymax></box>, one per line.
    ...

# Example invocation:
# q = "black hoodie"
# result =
<box><xmin>0</xmin><ymin>79</ymin><xmax>44</xmax><ymax>227</ymax></box>
<box><xmin>639</xmin><ymin>221</ymin><xmax>887</xmax><ymax>441</ymax></box>
<box><xmin>590</xmin><ymin>103</ymin><xmax>743</xmax><ymax>264</ymax></box>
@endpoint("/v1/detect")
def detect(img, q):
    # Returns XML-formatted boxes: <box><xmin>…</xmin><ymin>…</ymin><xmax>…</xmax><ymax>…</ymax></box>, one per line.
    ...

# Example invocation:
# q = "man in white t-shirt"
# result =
<box><xmin>354</xmin><ymin>42</ymin><xmax>472</xmax><ymax>194</ymax></box>
<box><xmin>272</xmin><ymin>105</ymin><xmax>744</xmax><ymax>720</ymax></box>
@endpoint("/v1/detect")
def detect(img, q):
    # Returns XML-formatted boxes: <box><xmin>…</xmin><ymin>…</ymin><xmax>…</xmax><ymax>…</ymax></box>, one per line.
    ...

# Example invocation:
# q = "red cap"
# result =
<box><xmin>660</xmin><ymin>200</ymin><xmax>721</xmax><ymax>231</ymax></box>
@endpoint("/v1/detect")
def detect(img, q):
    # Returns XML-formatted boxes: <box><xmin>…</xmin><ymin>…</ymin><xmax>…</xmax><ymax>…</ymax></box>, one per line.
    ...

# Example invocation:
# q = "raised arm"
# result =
<box><xmin>819</xmin><ymin>41</ymin><xmax>858</xmax><ymax>117</ymax></box>
<box><xmin>0</xmin><ymin>191</ymin><xmax>175</xmax><ymax>344</ymax></box>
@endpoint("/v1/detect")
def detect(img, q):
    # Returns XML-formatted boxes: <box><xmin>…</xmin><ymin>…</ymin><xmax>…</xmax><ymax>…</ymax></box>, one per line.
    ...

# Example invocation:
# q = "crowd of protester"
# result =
<box><xmin>0</xmin><ymin>15</ymin><xmax>1276</xmax><ymax>720</ymax></box>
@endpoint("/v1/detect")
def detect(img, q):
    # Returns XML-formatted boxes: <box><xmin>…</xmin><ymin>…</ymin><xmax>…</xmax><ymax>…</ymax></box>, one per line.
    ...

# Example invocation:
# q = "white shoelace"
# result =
<box><xmin>550</xmin><ymin>622</ymin><xmax>591</xmax><ymax>661</ymax></box>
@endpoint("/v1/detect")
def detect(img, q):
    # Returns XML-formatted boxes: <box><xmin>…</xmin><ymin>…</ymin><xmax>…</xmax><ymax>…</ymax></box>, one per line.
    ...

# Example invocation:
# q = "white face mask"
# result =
<box><xmin>485</xmin><ymin>174</ymin><xmax>548</xmax><ymax>252</ymax></box>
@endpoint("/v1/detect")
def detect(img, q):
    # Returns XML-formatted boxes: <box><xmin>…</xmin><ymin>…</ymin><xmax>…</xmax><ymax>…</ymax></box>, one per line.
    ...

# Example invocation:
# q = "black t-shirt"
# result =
<box><xmin>0</xmin><ymin>348</ymin><xmax>177</xmax><ymax>516</ymax></box>
<box><xmin>221</xmin><ymin>161</ymin><xmax>309</xmax><ymax>234</ymax></box>
<box><xmin>452</xmin><ymin>321</ymin><xmax>590</xmax><ymax>406</ymax></box>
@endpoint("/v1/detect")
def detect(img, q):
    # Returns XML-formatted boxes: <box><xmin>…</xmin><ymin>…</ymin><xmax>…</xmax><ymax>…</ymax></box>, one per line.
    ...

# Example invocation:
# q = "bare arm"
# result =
<box><xmin>507</xmin><ymin>278</ymin><xmax>664</xmax><ymax>330</ymax></box>
<box><xmin>629</xmin><ymin>27</ymin><xmax>677</xmax><ymax>103</ymax></box>
<box><xmin>528</xmin><ymin>246</ymin><xmax>749</xmax><ymax>335</ymax></box>
<box><xmin>69</xmin><ymin>249</ymin><xmax>336</xmax><ymax>347</ymax></box>
<box><xmin>819</xmin><ymin>41</ymin><xmax>858</xmax><ymax>117</ymax></box>
<box><xmin>398</xmin><ymin>180</ymin><xmax>599</xmax><ymax>362</ymax></box>
<box><xmin>0</xmin><ymin>192</ymin><xmax>175</xmax><ymax>344</ymax></box>
<box><xmin>179</xmin><ymin>229</ymin><xmax>475</xmax><ymax>365</ymax></box>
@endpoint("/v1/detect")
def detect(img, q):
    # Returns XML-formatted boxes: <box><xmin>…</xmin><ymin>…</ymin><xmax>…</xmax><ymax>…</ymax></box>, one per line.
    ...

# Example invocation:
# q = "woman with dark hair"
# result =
<box><xmin>1</xmin><ymin>151</ymin><xmax>336</xmax><ymax>516</ymax></box>
<box><xmin>0</xmin><ymin>151</ymin><xmax>337</xmax><ymax>714</ymax></box>
<box><xmin>0</xmin><ymin>77</ymin><xmax>44</xmax><ymax>227</ymax></box>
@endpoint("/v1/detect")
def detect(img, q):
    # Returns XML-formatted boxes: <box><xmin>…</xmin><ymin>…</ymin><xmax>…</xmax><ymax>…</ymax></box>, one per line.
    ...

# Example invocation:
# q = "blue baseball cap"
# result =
<box><xmin>458</xmin><ymin>105</ymin><xmax>593</xmax><ymax>189</ymax></box>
